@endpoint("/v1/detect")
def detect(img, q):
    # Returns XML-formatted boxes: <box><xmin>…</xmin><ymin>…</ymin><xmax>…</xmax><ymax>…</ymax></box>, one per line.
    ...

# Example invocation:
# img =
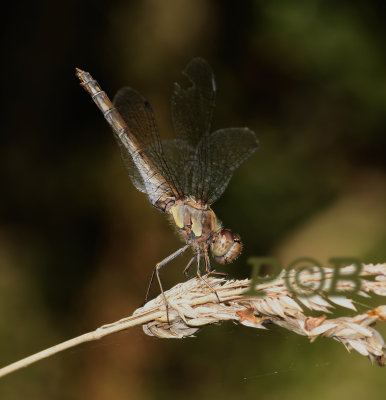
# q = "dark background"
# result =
<box><xmin>1</xmin><ymin>1</ymin><xmax>385</xmax><ymax>399</ymax></box>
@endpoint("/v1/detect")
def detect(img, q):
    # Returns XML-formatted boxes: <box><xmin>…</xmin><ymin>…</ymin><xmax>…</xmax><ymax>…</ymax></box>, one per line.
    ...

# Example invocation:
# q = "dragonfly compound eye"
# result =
<box><xmin>211</xmin><ymin>229</ymin><xmax>242</xmax><ymax>264</ymax></box>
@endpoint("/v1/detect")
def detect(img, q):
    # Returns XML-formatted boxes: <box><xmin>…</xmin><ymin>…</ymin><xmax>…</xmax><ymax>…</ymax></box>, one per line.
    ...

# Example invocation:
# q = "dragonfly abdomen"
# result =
<box><xmin>76</xmin><ymin>68</ymin><xmax>177</xmax><ymax>208</ymax></box>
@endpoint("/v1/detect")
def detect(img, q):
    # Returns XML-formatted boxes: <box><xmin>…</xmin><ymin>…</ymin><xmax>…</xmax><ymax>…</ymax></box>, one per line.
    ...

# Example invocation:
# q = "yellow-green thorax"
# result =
<box><xmin>167</xmin><ymin>198</ymin><xmax>221</xmax><ymax>244</ymax></box>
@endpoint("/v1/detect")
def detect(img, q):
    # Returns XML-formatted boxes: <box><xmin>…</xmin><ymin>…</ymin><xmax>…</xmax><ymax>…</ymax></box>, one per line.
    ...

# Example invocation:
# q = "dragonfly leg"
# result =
<box><xmin>144</xmin><ymin>244</ymin><xmax>190</xmax><ymax>305</ymax></box>
<box><xmin>197</xmin><ymin>251</ymin><xmax>221</xmax><ymax>302</ymax></box>
<box><xmin>183</xmin><ymin>256</ymin><xmax>196</xmax><ymax>278</ymax></box>
<box><xmin>204</xmin><ymin>250</ymin><xmax>214</xmax><ymax>273</ymax></box>
<box><xmin>208</xmin><ymin>270</ymin><xmax>229</xmax><ymax>279</ymax></box>
<box><xmin>196</xmin><ymin>250</ymin><xmax>202</xmax><ymax>277</ymax></box>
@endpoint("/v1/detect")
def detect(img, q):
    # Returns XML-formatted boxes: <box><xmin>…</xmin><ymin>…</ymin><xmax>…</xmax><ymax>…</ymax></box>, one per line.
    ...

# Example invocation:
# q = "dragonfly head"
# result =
<box><xmin>211</xmin><ymin>229</ymin><xmax>242</xmax><ymax>264</ymax></box>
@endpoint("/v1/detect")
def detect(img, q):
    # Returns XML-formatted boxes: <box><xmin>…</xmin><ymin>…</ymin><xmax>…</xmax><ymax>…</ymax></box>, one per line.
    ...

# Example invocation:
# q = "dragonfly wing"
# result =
<box><xmin>162</xmin><ymin>128</ymin><xmax>258</xmax><ymax>205</ymax></box>
<box><xmin>113</xmin><ymin>87</ymin><xmax>182</xmax><ymax>205</ymax></box>
<box><xmin>201</xmin><ymin>127</ymin><xmax>258</xmax><ymax>204</ymax></box>
<box><xmin>161</xmin><ymin>139</ymin><xmax>196</xmax><ymax>196</ymax></box>
<box><xmin>114</xmin><ymin>135</ymin><xmax>147</xmax><ymax>194</ymax></box>
<box><xmin>170</xmin><ymin>58</ymin><xmax>216</xmax><ymax>199</ymax></box>
<box><xmin>170</xmin><ymin>58</ymin><xmax>258</xmax><ymax>203</ymax></box>
<box><xmin>171</xmin><ymin>57</ymin><xmax>215</xmax><ymax>146</ymax></box>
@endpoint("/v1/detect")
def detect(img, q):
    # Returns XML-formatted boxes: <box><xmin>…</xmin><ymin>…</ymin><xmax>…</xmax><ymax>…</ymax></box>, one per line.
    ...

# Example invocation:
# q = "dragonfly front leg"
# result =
<box><xmin>204</xmin><ymin>250</ymin><xmax>213</xmax><ymax>273</ymax></box>
<box><xmin>196</xmin><ymin>250</ymin><xmax>222</xmax><ymax>302</ymax></box>
<box><xmin>196</xmin><ymin>250</ymin><xmax>202</xmax><ymax>277</ymax></box>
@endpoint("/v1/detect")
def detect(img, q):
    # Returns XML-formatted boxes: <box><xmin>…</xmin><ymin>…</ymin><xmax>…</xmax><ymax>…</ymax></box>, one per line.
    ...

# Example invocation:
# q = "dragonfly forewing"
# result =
<box><xmin>169</xmin><ymin>58</ymin><xmax>259</xmax><ymax>204</ymax></box>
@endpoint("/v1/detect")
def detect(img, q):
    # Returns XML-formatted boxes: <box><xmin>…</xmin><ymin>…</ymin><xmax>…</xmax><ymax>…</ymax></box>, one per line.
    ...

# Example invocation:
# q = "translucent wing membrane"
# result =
<box><xmin>197</xmin><ymin>127</ymin><xmax>258</xmax><ymax>204</ymax></box>
<box><xmin>171</xmin><ymin>57</ymin><xmax>216</xmax><ymax>146</ymax></box>
<box><xmin>160</xmin><ymin>128</ymin><xmax>258</xmax><ymax>204</ymax></box>
<box><xmin>113</xmin><ymin>87</ymin><xmax>183</xmax><ymax>203</ymax></box>
<box><xmin>112</xmin><ymin>57</ymin><xmax>258</xmax><ymax>207</ymax></box>
<box><xmin>169</xmin><ymin>58</ymin><xmax>258</xmax><ymax>203</ymax></box>
<box><xmin>169</xmin><ymin>58</ymin><xmax>215</xmax><ymax>202</ymax></box>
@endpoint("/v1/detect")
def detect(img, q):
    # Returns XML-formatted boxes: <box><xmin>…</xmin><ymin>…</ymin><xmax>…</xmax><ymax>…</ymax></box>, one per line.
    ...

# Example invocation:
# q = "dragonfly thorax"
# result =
<box><xmin>168</xmin><ymin>199</ymin><xmax>218</xmax><ymax>242</ymax></box>
<box><xmin>168</xmin><ymin>198</ymin><xmax>242</xmax><ymax>264</ymax></box>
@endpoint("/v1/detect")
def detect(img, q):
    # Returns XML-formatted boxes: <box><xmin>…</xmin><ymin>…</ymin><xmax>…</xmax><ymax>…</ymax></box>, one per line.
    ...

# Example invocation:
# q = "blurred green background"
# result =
<box><xmin>1</xmin><ymin>0</ymin><xmax>385</xmax><ymax>399</ymax></box>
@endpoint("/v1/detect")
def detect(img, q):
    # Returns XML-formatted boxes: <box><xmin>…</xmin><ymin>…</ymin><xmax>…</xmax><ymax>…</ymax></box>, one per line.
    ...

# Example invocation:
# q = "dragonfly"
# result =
<box><xmin>76</xmin><ymin>58</ymin><xmax>258</xmax><ymax>304</ymax></box>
